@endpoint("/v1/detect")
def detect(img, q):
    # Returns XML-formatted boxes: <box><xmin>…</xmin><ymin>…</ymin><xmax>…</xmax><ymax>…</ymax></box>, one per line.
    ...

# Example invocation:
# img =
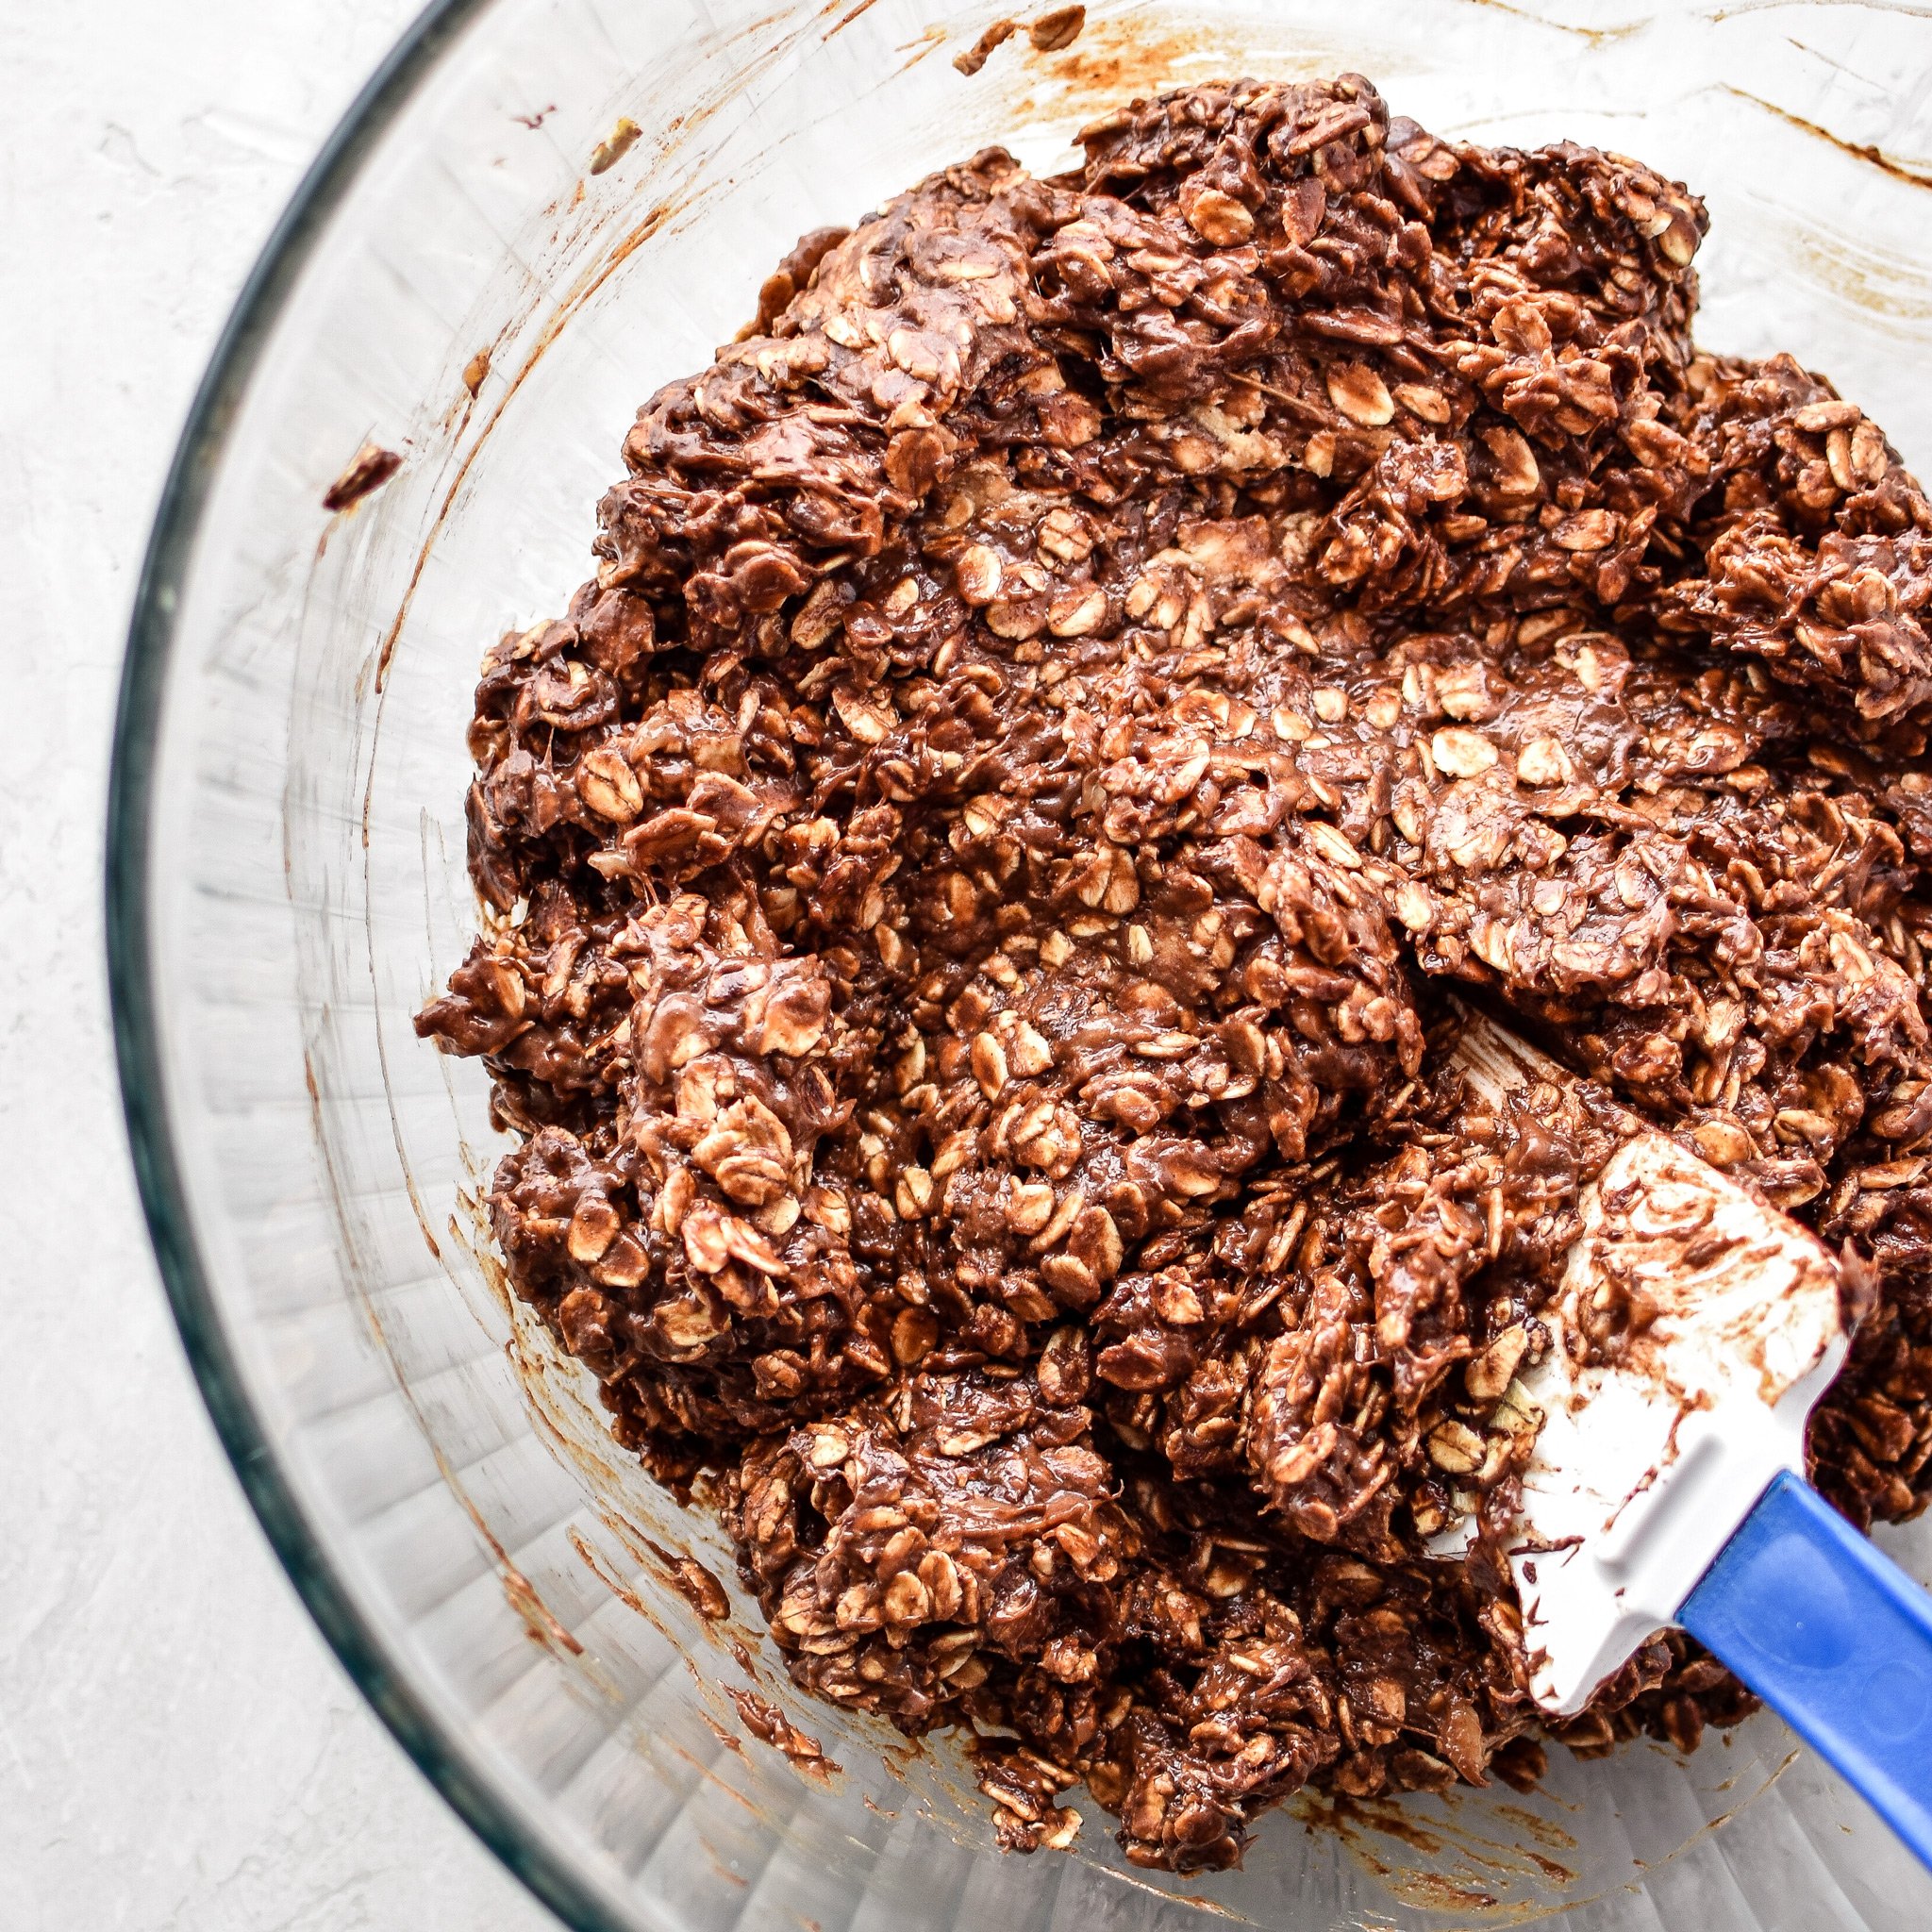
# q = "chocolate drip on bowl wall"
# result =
<box><xmin>417</xmin><ymin>75</ymin><xmax>1932</xmax><ymax>1871</ymax></box>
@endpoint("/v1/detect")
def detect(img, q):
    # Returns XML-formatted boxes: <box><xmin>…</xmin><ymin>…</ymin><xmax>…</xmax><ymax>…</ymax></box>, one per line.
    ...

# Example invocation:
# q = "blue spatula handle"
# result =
<box><xmin>1680</xmin><ymin>1468</ymin><xmax>1932</xmax><ymax>1868</ymax></box>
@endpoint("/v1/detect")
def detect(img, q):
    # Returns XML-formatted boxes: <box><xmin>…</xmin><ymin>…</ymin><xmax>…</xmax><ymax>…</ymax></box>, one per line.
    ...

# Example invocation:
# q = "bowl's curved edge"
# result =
<box><xmin>103</xmin><ymin>6</ymin><xmax>624</xmax><ymax>1928</ymax></box>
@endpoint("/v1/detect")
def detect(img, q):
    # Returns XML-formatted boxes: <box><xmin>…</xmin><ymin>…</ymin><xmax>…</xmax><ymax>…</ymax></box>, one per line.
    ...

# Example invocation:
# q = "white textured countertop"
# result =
<box><xmin>0</xmin><ymin>5</ymin><xmax>558</xmax><ymax>1924</ymax></box>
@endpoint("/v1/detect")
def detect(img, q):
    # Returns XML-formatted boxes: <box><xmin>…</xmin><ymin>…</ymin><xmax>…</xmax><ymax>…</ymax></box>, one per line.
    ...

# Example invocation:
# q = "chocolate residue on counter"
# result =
<box><xmin>418</xmin><ymin>73</ymin><xmax>1932</xmax><ymax>1872</ymax></box>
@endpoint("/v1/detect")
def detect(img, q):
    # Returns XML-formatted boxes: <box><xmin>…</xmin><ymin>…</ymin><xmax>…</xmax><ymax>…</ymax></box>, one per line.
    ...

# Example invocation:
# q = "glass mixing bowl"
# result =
<box><xmin>108</xmin><ymin>1</ymin><xmax>1932</xmax><ymax>1926</ymax></box>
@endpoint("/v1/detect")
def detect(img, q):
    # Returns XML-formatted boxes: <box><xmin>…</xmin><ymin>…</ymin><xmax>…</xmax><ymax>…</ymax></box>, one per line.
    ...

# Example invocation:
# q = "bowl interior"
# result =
<box><xmin>118</xmin><ymin>2</ymin><xmax>1932</xmax><ymax>1928</ymax></box>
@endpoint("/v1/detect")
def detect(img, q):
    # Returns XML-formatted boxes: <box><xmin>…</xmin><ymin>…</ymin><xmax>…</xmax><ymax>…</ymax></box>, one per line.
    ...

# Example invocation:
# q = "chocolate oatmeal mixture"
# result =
<box><xmin>417</xmin><ymin>76</ymin><xmax>1932</xmax><ymax>1870</ymax></box>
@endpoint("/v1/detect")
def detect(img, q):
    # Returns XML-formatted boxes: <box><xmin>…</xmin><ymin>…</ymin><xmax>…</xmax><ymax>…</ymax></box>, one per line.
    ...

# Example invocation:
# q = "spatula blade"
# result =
<box><xmin>1449</xmin><ymin>1011</ymin><xmax>1848</xmax><ymax>1714</ymax></box>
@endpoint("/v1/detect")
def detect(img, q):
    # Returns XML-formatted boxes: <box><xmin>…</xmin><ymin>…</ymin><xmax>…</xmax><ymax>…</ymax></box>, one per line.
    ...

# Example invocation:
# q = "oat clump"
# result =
<box><xmin>420</xmin><ymin>75</ymin><xmax>1932</xmax><ymax>1871</ymax></box>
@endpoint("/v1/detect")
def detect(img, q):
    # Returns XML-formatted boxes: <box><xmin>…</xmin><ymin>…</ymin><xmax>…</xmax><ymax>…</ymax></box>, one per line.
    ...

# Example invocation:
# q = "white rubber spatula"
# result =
<box><xmin>1447</xmin><ymin>1008</ymin><xmax>1932</xmax><ymax>1866</ymax></box>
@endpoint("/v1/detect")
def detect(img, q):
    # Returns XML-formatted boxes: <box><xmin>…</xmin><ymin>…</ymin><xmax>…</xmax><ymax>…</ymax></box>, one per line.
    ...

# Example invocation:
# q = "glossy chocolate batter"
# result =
<box><xmin>418</xmin><ymin>75</ymin><xmax>1932</xmax><ymax>1870</ymax></box>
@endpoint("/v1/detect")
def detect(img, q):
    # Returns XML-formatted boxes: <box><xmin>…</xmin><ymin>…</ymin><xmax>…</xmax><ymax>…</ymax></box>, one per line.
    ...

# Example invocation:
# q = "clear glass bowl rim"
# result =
<box><xmin>105</xmin><ymin>6</ymin><xmax>621</xmax><ymax>1927</ymax></box>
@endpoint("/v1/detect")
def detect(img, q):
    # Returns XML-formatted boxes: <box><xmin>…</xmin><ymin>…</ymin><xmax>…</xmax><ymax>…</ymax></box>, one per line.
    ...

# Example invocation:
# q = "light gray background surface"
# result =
<box><xmin>0</xmin><ymin>3</ymin><xmax>558</xmax><ymax>1924</ymax></box>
